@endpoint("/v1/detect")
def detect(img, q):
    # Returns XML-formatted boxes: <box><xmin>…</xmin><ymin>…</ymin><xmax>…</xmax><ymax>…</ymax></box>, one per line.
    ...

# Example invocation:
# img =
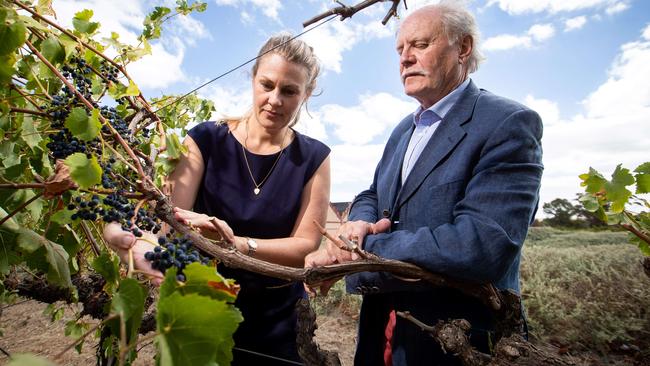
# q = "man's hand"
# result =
<box><xmin>331</xmin><ymin>218</ymin><xmax>391</xmax><ymax>261</ymax></box>
<box><xmin>303</xmin><ymin>218</ymin><xmax>391</xmax><ymax>295</ymax></box>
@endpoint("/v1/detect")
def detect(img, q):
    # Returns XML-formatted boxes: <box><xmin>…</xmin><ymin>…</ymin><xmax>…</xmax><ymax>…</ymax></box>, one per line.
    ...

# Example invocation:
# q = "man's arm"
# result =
<box><xmin>347</xmin><ymin>108</ymin><xmax>543</xmax><ymax>293</ymax></box>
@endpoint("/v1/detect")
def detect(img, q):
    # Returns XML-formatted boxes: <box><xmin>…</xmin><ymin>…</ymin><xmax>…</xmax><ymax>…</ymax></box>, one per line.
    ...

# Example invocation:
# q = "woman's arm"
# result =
<box><xmin>168</xmin><ymin>136</ymin><xmax>204</xmax><ymax>210</ymax></box>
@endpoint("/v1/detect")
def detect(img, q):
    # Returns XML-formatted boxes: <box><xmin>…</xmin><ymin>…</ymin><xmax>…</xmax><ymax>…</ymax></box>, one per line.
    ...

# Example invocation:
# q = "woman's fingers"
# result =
<box><xmin>103</xmin><ymin>222</ymin><xmax>135</xmax><ymax>250</ymax></box>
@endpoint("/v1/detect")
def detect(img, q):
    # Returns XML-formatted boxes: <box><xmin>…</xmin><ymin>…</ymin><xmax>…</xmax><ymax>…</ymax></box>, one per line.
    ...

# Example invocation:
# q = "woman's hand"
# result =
<box><xmin>102</xmin><ymin>223</ymin><xmax>164</xmax><ymax>285</ymax></box>
<box><xmin>173</xmin><ymin>207</ymin><xmax>235</xmax><ymax>243</ymax></box>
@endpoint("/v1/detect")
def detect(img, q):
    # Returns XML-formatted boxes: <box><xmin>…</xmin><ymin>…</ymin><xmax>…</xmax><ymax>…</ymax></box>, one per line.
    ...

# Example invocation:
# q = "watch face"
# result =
<box><xmin>247</xmin><ymin>238</ymin><xmax>258</xmax><ymax>249</ymax></box>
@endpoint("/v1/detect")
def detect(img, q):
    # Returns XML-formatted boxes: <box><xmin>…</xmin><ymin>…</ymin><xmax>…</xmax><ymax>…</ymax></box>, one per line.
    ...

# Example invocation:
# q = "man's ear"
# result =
<box><xmin>458</xmin><ymin>34</ymin><xmax>473</xmax><ymax>64</ymax></box>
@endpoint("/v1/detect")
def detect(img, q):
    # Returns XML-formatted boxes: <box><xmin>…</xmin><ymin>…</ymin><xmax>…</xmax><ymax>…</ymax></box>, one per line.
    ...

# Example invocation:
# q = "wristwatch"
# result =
<box><xmin>245</xmin><ymin>237</ymin><xmax>258</xmax><ymax>257</ymax></box>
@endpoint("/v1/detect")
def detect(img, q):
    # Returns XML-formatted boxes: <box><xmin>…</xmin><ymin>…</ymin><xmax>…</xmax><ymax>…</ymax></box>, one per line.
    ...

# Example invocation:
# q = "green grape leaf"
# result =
<box><xmin>18</xmin><ymin>15</ymin><xmax>50</xmax><ymax>33</ymax></box>
<box><xmin>0</xmin><ymin>15</ymin><xmax>27</xmax><ymax>56</ymax></box>
<box><xmin>64</xmin><ymin>107</ymin><xmax>101</xmax><ymax>141</ymax></box>
<box><xmin>40</xmin><ymin>36</ymin><xmax>65</xmax><ymax>65</ymax></box>
<box><xmin>125</xmin><ymin>79</ymin><xmax>140</xmax><ymax>96</ymax></box>
<box><xmin>124</xmin><ymin>40</ymin><xmax>151</xmax><ymax>61</ymax></box>
<box><xmin>108</xmin><ymin>278</ymin><xmax>146</xmax><ymax>345</ymax></box>
<box><xmin>578</xmin><ymin>193</ymin><xmax>600</xmax><ymax>212</ymax></box>
<box><xmin>157</xmin><ymin>292</ymin><xmax>242</xmax><ymax>366</ymax></box>
<box><xmin>72</xmin><ymin>9</ymin><xmax>100</xmax><ymax>34</ymax></box>
<box><xmin>0</xmin><ymin>53</ymin><xmax>16</xmax><ymax>84</ymax></box>
<box><xmin>17</xmin><ymin>228</ymin><xmax>72</xmax><ymax>288</ymax></box>
<box><xmin>0</xmin><ymin>206</ymin><xmax>20</xmax><ymax>232</ymax></box>
<box><xmin>165</xmin><ymin>133</ymin><xmax>185</xmax><ymax>160</ymax></box>
<box><xmin>36</xmin><ymin>0</ymin><xmax>56</xmax><ymax>16</ymax></box>
<box><xmin>634</xmin><ymin>162</ymin><xmax>650</xmax><ymax>194</ymax></box>
<box><xmin>159</xmin><ymin>263</ymin><xmax>239</xmax><ymax>303</ymax></box>
<box><xmin>141</xmin><ymin>6</ymin><xmax>171</xmax><ymax>40</ymax></box>
<box><xmin>64</xmin><ymin>153</ymin><xmax>102</xmax><ymax>189</ymax></box>
<box><xmin>21</xmin><ymin>115</ymin><xmax>42</xmax><ymax>150</ymax></box>
<box><xmin>50</xmin><ymin>207</ymin><xmax>74</xmax><ymax>225</ymax></box>
<box><xmin>92</xmin><ymin>252</ymin><xmax>120</xmax><ymax>292</ymax></box>
<box><xmin>58</xmin><ymin>34</ymin><xmax>79</xmax><ymax>59</ymax></box>
<box><xmin>579</xmin><ymin>167</ymin><xmax>606</xmax><ymax>194</ymax></box>
<box><xmin>0</xmin><ymin>141</ymin><xmax>20</xmax><ymax>168</ymax></box>
<box><xmin>605</xmin><ymin>164</ymin><xmax>635</xmax><ymax>213</ymax></box>
<box><xmin>5</xmin><ymin>353</ymin><xmax>57</xmax><ymax>366</ymax></box>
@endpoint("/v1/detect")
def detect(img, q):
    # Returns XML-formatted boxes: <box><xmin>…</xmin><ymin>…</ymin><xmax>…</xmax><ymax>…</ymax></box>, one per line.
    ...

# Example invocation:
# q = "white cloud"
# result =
<box><xmin>295</xmin><ymin>110</ymin><xmax>328</xmax><ymax>142</ymax></box>
<box><xmin>302</xmin><ymin>19</ymin><xmax>393</xmax><ymax>73</ymax></box>
<box><xmin>486</xmin><ymin>0</ymin><xmax>631</xmax><ymax>15</ymax></box>
<box><xmin>199</xmin><ymin>84</ymin><xmax>251</xmax><ymax>119</ymax></box>
<box><xmin>528</xmin><ymin>23</ymin><xmax>555</xmax><ymax>41</ymax></box>
<box><xmin>330</xmin><ymin>144</ymin><xmax>386</xmax><ymax>201</ymax></box>
<box><xmin>524</xmin><ymin>95</ymin><xmax>560</xmax><ymax>127</ymax></box>
<box><xmin>535</xmin><ymin>25</ymin><xmax>650</xmax><ymax>207</ymax></box>
<box><xmin>214</xmin><ymin>0</ymin><xmax>281</xmax><ymax>21</ymax></box>
<box><xmin>127</xmin><ymin>42</ymin><xmax>187</xmax><ymax>89</ymax></box>
<box><xmin>483</xmin><ymin>34</ymin><xmax>532</xmax><ymax>51</ymax></box>
<box><xmin>51</xmin><ymin>0</ymin><xmax>209</xmax><ymax>90</ymax></box>
<box><xmin>318</xmin><ymin>93</ymin><xmax>416</xmax><ymax>145</ymax></box>
<box><xmin>564</xmin><ymin>16</ymin><xmax>587</xmax><ymax>32</ymax></box>
<box><xmin>605</xmin><ymin>2</ymin><xmax>629</xmax><ymax>14</ymax></box>
<box><xmin>483</xmin><ymin>23</ymin><xmax>555</xmax><ymax>51</ymax></box>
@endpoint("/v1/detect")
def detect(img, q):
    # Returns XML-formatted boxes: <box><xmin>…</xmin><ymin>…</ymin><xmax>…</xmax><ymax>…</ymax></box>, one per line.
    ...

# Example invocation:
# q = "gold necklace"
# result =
<box><xmin>241</xmin><ymin>120</ymin><xmax>289</xmax><ymax>195</ymax></box>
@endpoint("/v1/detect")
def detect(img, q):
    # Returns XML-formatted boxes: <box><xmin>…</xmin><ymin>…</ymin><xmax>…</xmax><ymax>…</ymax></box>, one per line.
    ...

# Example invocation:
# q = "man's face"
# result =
<box><xmin>396</xmin><ymin>9</ymin><xmax>465</xmax><ymax>108</ymax></box>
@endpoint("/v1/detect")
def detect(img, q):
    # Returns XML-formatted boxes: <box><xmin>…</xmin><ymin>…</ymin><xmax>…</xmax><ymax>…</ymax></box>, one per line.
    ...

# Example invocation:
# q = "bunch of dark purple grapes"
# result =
<box><xmin>144</xmin><ymin>233</ymin><xmax>210</xmax><ymax>282</ymax></box>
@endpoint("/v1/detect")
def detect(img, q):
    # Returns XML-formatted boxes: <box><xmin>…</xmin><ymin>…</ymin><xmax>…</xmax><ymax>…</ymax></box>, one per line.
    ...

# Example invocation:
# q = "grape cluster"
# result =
<box><xmin>99</xmin><ymin>105</ymin><xmax>132</xmax><ymax>142</ymax></box>
<box><xmin>45</xmin><ymin>94</ymin><xmax>98</xmax><ymax>160</ymax></box>
<box><xmin>62</xmin><ymin>57</ymin><xmax>94</xmax><ymax>103</ymax></box>
<box><xmin>144</xmin><ymin>233</ymin><xmax>210</xmax><ymax>282</ymax></box>
<box><xmin>98</xmin><ymin>61</ymin><xmax>120</xmax><ymax>84</ymax></box>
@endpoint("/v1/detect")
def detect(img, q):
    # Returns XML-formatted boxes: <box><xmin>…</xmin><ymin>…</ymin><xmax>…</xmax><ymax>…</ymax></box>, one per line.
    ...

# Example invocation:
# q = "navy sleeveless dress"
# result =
<box><xmin>188</xmin><ymin>122</ymin><xmax>330</xmax><ymax>365</ymax></box>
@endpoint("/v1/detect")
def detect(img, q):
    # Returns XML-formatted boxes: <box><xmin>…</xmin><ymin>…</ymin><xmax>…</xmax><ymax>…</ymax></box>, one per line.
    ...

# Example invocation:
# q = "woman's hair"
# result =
<box><xmin>253</xmin><ymin>33</ymin><xmax>321</xmax><ymax>96</ymax></box>
<box><xmin>220</xmin><ymin>33</ymin><xmax>321</xmax><ymax>128</ymax></box>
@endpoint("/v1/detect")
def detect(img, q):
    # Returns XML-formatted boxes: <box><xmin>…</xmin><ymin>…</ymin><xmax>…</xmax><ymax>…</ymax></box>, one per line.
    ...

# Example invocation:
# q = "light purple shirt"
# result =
<box><xmin>401</xmin><ymin>78</ymin><xmax>471</xmax><ymax>182</ymax></box>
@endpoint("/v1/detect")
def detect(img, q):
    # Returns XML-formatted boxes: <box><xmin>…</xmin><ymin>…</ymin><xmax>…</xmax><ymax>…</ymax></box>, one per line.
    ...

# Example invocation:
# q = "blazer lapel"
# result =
<box><xmin>387</xmin><ymin>123</ymin><xmax>414</xmax><ymax>210</ymax></box>
<box><xmin>394</xmin><ymin>81</ymin><xmax>480</xmax><ymax>209</ymax></box>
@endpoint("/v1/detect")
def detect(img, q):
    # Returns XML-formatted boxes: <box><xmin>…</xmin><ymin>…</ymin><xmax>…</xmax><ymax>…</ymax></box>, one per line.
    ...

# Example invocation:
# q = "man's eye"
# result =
<box><xmin>415</xmin><ymin>42</ymin><xmax>428</xmax><ymax>49</ymax></box>
<box><xmin>261</xmin><ymin>83</ymin><xmax>273</xmax><ymax>90</ymax></box>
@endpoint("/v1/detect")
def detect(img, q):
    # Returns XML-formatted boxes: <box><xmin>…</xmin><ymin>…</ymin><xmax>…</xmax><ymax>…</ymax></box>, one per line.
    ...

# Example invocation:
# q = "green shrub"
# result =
<box><xmin>311</xmin><ymin>280</ymin><xmax>362</xmax><ymax>317</ymax></box>
<box><xmin>521</xmin><ymin>244</ymin><xmax>650</xmax><ymax>352</ymax></box>
<box><xmin>525</xmin><ymin>227</ymin><xmax>629</xmax><ymax>247</ymax></box>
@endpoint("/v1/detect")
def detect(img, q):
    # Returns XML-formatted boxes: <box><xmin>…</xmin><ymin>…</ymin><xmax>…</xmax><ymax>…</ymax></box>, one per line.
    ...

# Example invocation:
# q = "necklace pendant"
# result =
<box><xmin>253</xmin><ymin>188</ymin><xmax>260</xmax><ymax>195</ymax></box>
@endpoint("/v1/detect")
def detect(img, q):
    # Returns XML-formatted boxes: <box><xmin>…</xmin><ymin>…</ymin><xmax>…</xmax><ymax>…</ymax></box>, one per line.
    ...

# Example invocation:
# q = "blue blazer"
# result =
<box><xmin>345</xmin><ymin>81</ymin><xmax>543</xmax><ymax>365</ymax></box>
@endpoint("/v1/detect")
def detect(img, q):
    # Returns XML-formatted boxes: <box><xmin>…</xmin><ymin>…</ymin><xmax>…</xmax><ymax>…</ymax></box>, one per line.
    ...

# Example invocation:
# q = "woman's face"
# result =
<box><xmin>252</xmin><ymin>53</ymin><xmax>310</xmax><ymax>131</ymax></box>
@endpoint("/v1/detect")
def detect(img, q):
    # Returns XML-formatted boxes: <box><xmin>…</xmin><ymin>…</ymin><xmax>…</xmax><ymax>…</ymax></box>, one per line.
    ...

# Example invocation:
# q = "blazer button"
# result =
<box><xmin>382</xmin><ymin>209</ymin><xmax>390</xmax><ymax>218</ymax></box>
<box><xmin>370</xmin><ymin>286</ymin><xmax>379</xmax><ymax>293</ymax></box>
<box><xmin>355</xmin><ymin>286</ymin><xmax>363</xmax><ymax>293</ymax></box>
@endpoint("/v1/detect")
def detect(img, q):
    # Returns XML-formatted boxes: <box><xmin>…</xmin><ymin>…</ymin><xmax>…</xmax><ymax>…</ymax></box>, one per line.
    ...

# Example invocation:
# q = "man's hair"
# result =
<box><xmin>433</xmin><ymin>0</ymin><xmax>485</xmax><ymax>73</ymax></box>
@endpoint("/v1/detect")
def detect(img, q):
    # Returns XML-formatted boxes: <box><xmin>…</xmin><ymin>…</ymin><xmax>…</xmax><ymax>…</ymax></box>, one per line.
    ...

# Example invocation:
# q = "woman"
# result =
<box><xmin>105</xmin><ymin>34</ymin><xmax>330</xmax><ymax>364</ymax></box>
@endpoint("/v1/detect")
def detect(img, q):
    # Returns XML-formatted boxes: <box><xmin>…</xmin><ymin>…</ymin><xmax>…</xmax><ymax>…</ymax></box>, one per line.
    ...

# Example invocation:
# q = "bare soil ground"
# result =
<box><xmin>1</xmin><ymin>299</ymin><xmax>647</xmax><ymax>366</ymax></box>
<box><xmin>0</xmin><ymin>299</ymin><xmax>356</xmax><ymax>366</ymax></box>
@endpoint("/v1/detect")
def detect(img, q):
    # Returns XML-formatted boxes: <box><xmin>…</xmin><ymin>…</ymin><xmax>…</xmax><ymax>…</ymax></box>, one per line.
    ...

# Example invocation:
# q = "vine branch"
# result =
<box><xmin>303</xmin><ymin>0</ymin><xmax>405</xmax><ymax>27</ymax></box>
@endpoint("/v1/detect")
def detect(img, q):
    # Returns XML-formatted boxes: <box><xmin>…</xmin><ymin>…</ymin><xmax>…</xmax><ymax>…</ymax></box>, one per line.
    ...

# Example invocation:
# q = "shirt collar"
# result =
<box><xmin>413</xmin><ymin>78</ymin><xmax>471</xmax><ymax>126</ymax></box>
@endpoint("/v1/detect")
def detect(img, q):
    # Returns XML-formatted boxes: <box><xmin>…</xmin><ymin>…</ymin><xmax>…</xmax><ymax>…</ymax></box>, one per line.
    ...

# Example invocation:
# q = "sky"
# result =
<box><xmin>48</xmin><ymin>0</ymin><xmax>650</xmax><ymax>216</ymax></box>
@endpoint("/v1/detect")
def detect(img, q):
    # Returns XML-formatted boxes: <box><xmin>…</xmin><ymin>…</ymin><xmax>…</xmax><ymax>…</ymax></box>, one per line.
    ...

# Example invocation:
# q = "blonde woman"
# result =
<box><xmin>105</xmin><ymin>34</ymin><xmax>330</xmax><ymax>364</ymax></box>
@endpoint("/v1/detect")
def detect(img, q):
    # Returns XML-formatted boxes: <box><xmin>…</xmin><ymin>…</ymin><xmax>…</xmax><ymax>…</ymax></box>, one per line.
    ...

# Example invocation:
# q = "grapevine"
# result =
<box><xmin>0</xmin><ymin>1</ymin><xmax>573</xmax><ymax>365</ymax></box>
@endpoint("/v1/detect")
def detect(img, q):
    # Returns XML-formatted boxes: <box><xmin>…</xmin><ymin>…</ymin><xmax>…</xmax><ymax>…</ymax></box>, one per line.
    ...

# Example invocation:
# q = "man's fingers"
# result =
<box><xmin>370</xmin><ymin>218</ymin><xmax>391</xmax><ymax>234</ymax></box>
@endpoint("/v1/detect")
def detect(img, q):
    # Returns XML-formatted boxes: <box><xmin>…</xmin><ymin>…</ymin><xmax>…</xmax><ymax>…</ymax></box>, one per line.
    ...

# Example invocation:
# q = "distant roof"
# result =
<box><xmin>330</xmin><ymin>202</ymin><xmax>351</xmax><ymax>220</ymax></box>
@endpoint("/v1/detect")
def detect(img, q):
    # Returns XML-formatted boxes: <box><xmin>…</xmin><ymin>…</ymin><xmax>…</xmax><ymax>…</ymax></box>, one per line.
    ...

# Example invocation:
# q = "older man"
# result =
<box><xmin>305</xmin><ymin>1</ymin><xmax>543</xmax><ymax>365</ymax></box>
